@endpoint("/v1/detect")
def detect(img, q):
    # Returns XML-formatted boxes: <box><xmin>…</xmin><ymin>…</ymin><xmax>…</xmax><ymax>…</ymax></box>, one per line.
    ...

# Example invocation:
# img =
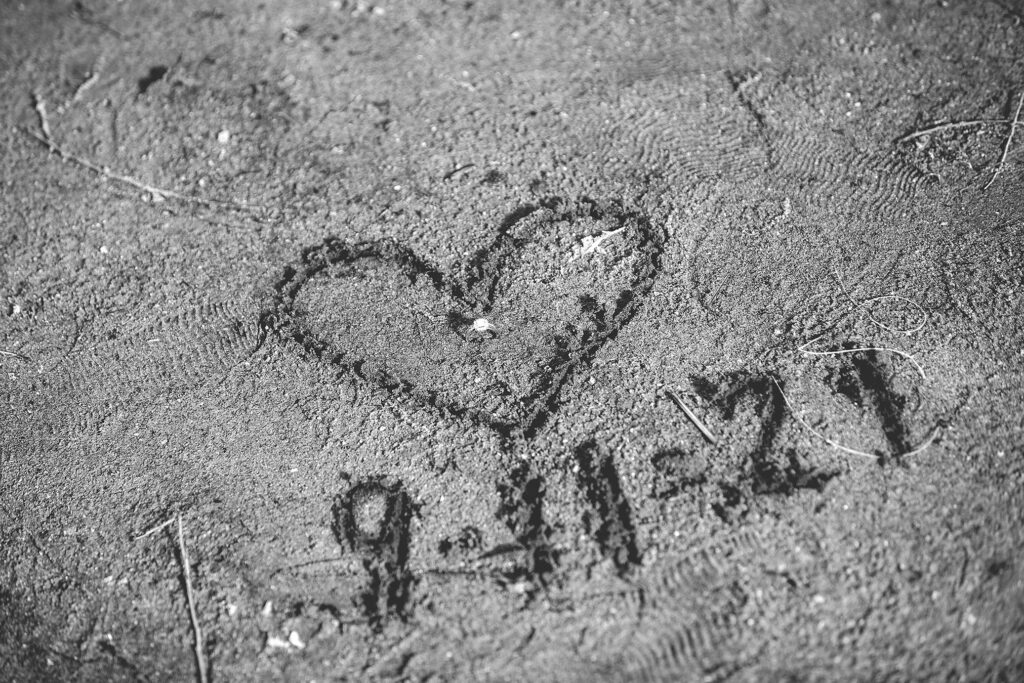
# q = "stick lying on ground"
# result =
<box><xmin>983</xmin><ymin>90</ymin><xmax>1024</xmax><ymax>191</ymax></box>
<box><xmin>177</xmin><ymin>516</ymin><xmax>209</xmax><ymax>683</ymax></box>
<box><xmin>897</xmin><ymin>118</ymin><xmax>1010</xmax><ymax>143</ymax></box>
<box><xmin>134</xmin><ymin>517</ymin><xmax>174</xmax><ymax>541</ymax></box>
<box><xmin>665</xmin><ymin>389</ymin><xmax>718</xmax><ymax>445</ymax></box>
<box><xmin>20</xmin><ymin>113</ymin><xmax>262</xmax><ymax>212</ymax></box>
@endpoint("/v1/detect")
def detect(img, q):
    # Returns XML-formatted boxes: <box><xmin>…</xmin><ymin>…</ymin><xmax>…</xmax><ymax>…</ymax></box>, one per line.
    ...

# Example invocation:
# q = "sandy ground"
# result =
<box><xmin>2</xmin><ymin>1</ymin><xmax>1024</xmax><ymax>680</ymax></box>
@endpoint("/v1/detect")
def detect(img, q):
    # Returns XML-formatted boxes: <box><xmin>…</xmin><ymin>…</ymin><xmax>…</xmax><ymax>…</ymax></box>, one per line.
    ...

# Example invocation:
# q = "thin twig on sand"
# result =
<box><xmin>0</xmin><ymin>349</ymin><xmax>31</xmax><ymax>362</ymax></box>
<box><xmin>983</xmin><ymin>90</ymin><xmax>1024</xmax><ymax>191</ymax></box>
<box><xmin>443</xmin><ymin>163</ymin><xmax>475</xmax><ymax>180</ymax></box>
<box><xmin>897</xmin><ymin>118</ymin><xmax>1010</xmax><ymax>143</ymax></box>
<box><xmin>665</xmin><ymin>389</ymin><xmax>718</xmax><ymax>445</ymax></box>
<box><xmin>177</xmin><ymin>516</ymin><xmax>209</xmax><ymax>683</ymax></box>
<box><xmin>71</xmin><ymin>69</ymin><xmax>101</xmax><ymax>103</ymax></box>
<box><xmin>134</xmin><ymin>517</ymin><xmax>174</xmax><ymax>541</ymax></box>
<box><xmin>773</xmin><ymin>378</ymin><xmax>940</xmax><ymax>461</ymax></box>
<box><xmin>20</xmin><ymin>124</ymin><xmax>262</xmax><ymax>212</ymax></box>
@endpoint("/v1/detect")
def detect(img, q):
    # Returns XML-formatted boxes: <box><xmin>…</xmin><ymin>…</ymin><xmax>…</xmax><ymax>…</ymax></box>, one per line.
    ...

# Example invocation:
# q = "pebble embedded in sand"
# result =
<box><xmin>350</xmin><ymin>482</ymin><xmax>389</xmax><ymax>543</ymax></box>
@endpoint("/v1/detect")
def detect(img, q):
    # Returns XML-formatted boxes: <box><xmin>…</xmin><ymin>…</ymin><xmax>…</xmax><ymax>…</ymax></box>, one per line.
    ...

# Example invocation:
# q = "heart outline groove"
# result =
<box><xmin>259</xmin><ymin>196</ymin><xmax>666</xmax><ymax>445</ymax></box>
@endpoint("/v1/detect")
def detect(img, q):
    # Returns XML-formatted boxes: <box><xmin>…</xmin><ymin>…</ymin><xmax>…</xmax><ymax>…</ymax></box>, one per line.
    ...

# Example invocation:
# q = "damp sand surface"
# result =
<box><xmin>2</xmin><ymin>2</ymin><xmax>1024</xmax><ymax>680</ymax></box>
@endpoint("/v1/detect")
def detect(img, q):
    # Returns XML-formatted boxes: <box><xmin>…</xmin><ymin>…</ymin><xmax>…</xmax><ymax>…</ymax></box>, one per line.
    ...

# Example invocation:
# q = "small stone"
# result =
<box><xmin>217</xmin><ymin>129</ymin><xmax>230</xmax><ymax>144</ymax></box>
<box><xmin>471</xmin><ymin>318</ymin><xmax>496</xmax><ymax>335</ymax></box>
<box><xmin>265</xmin><ymin>635</ymin><xmax>290</xmax><ymax>650</ymax></box>
<box><xmin>351</xmin><ymin>485</ymin><xmax>389</xmax><ymax>541</ymax></box>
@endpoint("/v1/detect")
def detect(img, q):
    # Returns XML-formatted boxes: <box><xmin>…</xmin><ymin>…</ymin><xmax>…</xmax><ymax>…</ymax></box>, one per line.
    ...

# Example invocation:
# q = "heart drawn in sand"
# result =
<box><xmin>262</xmin><ymin>198</ymin><xmax>665</xmax><ymax>439</ymax></box>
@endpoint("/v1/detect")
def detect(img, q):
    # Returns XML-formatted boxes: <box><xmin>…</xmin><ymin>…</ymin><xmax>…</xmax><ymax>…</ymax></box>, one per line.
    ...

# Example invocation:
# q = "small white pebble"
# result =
<box><xmin>217</xmin><ymin>129</ymin><xmax>231</xmax><ymax>144</ymax></box>
<box><xmin>261</xmin><ymin>600</ymin><xmax>273</xmax><ymax>617</ymax></box>
<box><xmin>266</xmin><ymin>635</ymin><xmax>290</xmax><ymax>650</ymax></box>
<box><xmin>288</xmin><ymin>631</ymin><xmax>306</xmax><ymax>649</ymax></box>
<box><xmin>471</xmin><ymin>318</ymin><xmax>496</xmax><ymax>334</ymax></box>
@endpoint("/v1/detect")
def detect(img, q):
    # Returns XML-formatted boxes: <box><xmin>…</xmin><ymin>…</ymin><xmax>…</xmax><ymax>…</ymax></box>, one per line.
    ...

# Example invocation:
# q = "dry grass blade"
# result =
<box><xmin>832</xmin><ymin>267</ymin><xmax>928</xmax><ymax>335</ymax></box>
<box><xmin>774</xmin><ymin>379</ymin><xmax>941</xmax><ymax>461</ymax></box>
<box><xmin>901</xmin><ymin>426</ymin><xmax>941</xmax><ymax>458</ymax></box>
<box><xmin>808</xmin><ymin>270</ymin><xmax>929</xmax><ymax>380</ymax></box>
<box><xmin>772</xmin><ymin>378</ymin><xmax>878</xmax><ymax>461</ymax></box>
<box><xmin>797</xmin><ymin>342</ymin><xmax>927</xmax><ymax>382</ymax></box>
<box><xmin>897</xmin><ymin>118</ymin><xmax>1010</xmax><ymax>143</ymax></box>
<box><xmin>983</xmin><ymin>90</ymin><xmax>1024</xmax><ymax>191</ymax></box>
<box><xmin>0</xmin><ymin>349</ymin><xmax>31</xmax><ymax>362</ymax></box>
<box><xmin>177</xmin><ymin>516</ymin><xmax>209</xmax><ymax>683</ymax></box>
<box><xmin>858</xmin><ymin>294</ymin><xmax>928</xmax><ymax>334</ymax></box>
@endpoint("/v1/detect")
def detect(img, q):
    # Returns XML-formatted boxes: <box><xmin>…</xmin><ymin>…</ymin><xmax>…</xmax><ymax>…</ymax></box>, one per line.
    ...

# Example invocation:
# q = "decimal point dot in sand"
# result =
<box><xmin>351</xmin><ymin>483</ymin><xmax>390</xmax><ymax>543</ymax></box>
